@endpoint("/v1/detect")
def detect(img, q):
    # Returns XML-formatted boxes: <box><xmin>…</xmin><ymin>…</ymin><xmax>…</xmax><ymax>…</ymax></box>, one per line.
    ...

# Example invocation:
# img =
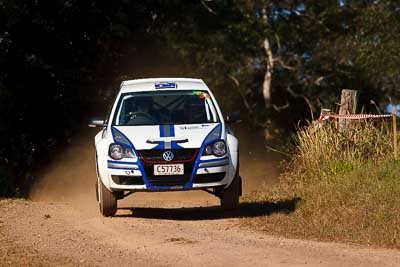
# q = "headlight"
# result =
<box><xmin>202</xmin><ymin>140</ymin><xmax>227</xmax><ymax>157</ymax></box>
<box><xmin>109</xmin><ymin>144</ymin><xmax>136</xmax><ymax>160</ymax></box>
<box><xmin>204</xmin><ymin>145</ymin><xmax>213</xmax><ymax>156</ymax></box>
<box><xmin>109</xmin><ymin>144</ymin><xmax>122</xmax><ymax>159</ymax></box>
<box><xmin>212</xmin><ymin>141</ymin><xmax>226</xmax><ymax>157</ymax></box>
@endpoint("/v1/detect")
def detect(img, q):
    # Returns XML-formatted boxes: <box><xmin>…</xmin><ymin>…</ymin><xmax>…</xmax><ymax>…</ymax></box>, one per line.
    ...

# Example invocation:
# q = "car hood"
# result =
<box><xmin>112</xmin><ymin>123</ymin><xmax>220</xmax><ymax>150</ymax></box>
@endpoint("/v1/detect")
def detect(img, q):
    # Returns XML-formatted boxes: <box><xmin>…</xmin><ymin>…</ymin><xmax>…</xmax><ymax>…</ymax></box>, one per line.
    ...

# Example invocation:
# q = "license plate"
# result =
<box><xmin>154</xmin><ymin>164</ymin><xmax>184</xmax><ymax>176</ymax></box>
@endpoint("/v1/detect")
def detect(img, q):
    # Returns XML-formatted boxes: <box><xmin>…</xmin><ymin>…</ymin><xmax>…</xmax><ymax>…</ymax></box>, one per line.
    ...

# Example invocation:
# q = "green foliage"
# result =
<box><xmin>326</xmin><ymin>160</ymin><xmax>354</xmax><ymax>176</ymax></box>
<box><xmin>166</xmin><ymin>1</ymin><xmax>400</xmax><ymax>123</ymax></box>
<box><xmin>158</xmin><ymin>1</ymin><xmax>267</xmax><ymax>117</ymax></box>
<box><xmin>1</xmin><ymin>1</ymin><xmax>400</xmax><ymax>196</ymax></box>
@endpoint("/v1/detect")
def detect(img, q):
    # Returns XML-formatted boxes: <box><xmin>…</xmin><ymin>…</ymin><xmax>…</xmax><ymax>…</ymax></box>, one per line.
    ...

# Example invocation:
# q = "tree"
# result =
<box><xmin>1</xmin><ymin>0</ymin><xmax>400</xmax><ymax>196</ymax></box>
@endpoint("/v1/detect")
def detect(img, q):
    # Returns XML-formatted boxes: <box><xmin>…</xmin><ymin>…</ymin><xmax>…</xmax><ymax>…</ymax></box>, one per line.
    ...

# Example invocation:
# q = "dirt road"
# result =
<box><xmin>1</xmin><ymin>128</ymin><xmax>400</xmax><ymax>266</ymax></box>
<box><xmin>2</xmin><ymin>199</ymin><xmax>400</xmax><ymax>267</ymax></box>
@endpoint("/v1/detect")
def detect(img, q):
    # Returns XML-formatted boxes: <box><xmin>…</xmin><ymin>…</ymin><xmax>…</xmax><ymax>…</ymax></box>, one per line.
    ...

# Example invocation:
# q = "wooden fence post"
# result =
<box><xmin>338</xmin><ymin>89</ymin><xmax>358</xmax><ymax>132</ymax></box>
<box><xmin>393</xmin><ymin>112</ymin><xmax>398</xmax><ymax>160</ymax></box>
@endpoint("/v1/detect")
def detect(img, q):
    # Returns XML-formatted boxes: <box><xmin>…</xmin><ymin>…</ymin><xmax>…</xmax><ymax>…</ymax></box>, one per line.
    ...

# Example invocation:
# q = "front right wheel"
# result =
<box><xmin>97</xmin><ymin>178</ymin><xmax>117</xmax><ymax>217</ymax></box>
<box><xmin>220</xmin><ymin>174</ymin><xmax>241</xmax><ymax>211</ymax></box>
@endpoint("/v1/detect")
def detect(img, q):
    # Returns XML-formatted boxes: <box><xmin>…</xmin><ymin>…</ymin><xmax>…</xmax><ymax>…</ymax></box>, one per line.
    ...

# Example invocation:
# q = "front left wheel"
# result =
<box><xmin>97</xmin><ymin>178</ymin><xmax>117</xmax><ymax>217</ymax></box>
<box><xmin>220</xmin><ymin>174</ymin><xmax>241</xmax><ymax>211</ymax></box>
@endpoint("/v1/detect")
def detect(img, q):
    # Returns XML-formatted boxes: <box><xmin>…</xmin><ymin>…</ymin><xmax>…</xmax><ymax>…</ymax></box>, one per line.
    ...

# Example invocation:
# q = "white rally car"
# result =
<box><xmin>89</xmin><ymin>78</ymin><xmax>242</xmax><ymax>216</ymax></box>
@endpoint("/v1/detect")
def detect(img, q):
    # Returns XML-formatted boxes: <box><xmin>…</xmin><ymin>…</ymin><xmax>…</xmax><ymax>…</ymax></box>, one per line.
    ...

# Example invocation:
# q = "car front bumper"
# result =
<box><xmin>105</xmin><ymin>158</ymin><xmax>233</xmax><ymax>191</ymax></box>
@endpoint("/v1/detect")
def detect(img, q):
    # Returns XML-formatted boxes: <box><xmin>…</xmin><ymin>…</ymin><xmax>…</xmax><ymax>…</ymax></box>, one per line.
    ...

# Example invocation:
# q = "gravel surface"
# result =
<box><xmin>1</xmin><ymin>198</ymin><xmax>400</xmax><ymax>267</ymax></box>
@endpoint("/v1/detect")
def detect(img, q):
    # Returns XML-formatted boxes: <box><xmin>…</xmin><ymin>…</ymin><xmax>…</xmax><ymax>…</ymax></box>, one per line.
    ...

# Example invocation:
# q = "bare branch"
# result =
<box><xmin>313</xmin><ymin>73</ymin><xmax>335</xmax><ymax>86</ymax></box>
<box><xmin>227</xmin><ymin>74</ymin><xmax>252</xmax><ymax>113</ymax></box>
<box><xmin>146</xmin><ymin>13</ymin><xmax>158</xmax><ymax>33</ymax></box>
<box><xmin>273</xmin><ymin>52</ymin><xmax>302</xmax><ymax>71</ymax></box>
<box><xmin>272</xmin><ymin>102</ymin><xmax>290</xmax><ymax>112</ymax></box>
<box><xmin>228</xmin><ymin>74</ymin><xmax>240</xmax><ymax>87</ymax></box>
<box><xmin>273</xmin><ymin>57</ymin><xmax>298</xmax><ymax>71</ymax></box>
<box><xmin>286</xmin><ymin>86</ymin><xmax>315</xmax><ymax>112</ymax></box>
<box><xmin>200</xmin><ymin>0</ymin><xmax>216</xmax><ymax>14</ymax></box>
<box><xmin>274</xmin><ymin>33</ymin><xmax>281</xmax><ymax>52</ymax></box>
<box><xmin>262</xmin><ymin>4</ymin><xmax>269</xmax><ymax>24</ymax></box>
<box><xmin>314</xmin><ymin>76</ymin><xmax>324</xmax><ymax>85</ymax></box>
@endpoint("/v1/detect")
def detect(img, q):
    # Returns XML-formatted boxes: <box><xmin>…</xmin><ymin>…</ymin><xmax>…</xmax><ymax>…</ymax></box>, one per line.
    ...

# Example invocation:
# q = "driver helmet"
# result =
<box><xmin>136</xmin><ymin>96</ymin><xmax>153</xmax><ymax>112</ymax></box>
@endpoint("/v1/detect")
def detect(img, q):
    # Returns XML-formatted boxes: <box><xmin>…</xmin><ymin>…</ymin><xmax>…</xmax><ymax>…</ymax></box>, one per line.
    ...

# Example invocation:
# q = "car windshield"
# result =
<box><xmin>112</xmin><ymin>90</ymin><xmax>220</xmax><ymax>126</ymax></box>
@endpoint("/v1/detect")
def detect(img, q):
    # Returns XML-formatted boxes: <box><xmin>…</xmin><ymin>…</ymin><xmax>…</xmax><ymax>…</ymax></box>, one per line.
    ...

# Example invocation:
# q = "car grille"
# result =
<box><xmin>137</xmin><ymin>149</ymin><xmax>198</xmax><ymax>163</ymax></box>
<box><xmin>142</xmin><ymin>161</ymin><xmax>195</xmax><ymax>186</ymax></box>
<box><xmin>147</xmin><ymin>175</ymin><xmax>190</xmax><ymax>186</ymax></box>
<box><xmin>137</xmin><ymin>149</ymin><xmax>198</xmax><ymax>187</ymax></box>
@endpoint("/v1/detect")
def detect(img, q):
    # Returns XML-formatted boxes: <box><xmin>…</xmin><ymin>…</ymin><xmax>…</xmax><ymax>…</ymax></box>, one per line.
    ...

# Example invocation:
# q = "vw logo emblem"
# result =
<box><xmin>162</xmin><ymin>151</ymin><xmax>174</xmax><ymax>161</ymax></box>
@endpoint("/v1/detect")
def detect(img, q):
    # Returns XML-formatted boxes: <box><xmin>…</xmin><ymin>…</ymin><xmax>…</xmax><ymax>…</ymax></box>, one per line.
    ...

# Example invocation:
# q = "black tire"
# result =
<box><xmin>220</xmin><ymin>174</ymin><xmax>241</xmax><ymax>211</ymax></box>
<box><xmin>97</xmin><ymin>179</ymin><xmax>117</xmax><ymax>217</ymax></box>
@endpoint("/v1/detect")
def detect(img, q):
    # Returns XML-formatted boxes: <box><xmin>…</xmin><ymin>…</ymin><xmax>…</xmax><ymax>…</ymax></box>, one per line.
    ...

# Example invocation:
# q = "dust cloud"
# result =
<box><xmin>29</xmin><ymin>125</ymin><xmax>281</xmax><ymax>212</ymax></box>
<box><xmin>231</xmin><ymin>125</ymin><xmax>281</xmax><ymax>191</ymax></box>
<box><xmin>29</xmin><ymin>128</ymin><xmax>99</xmax><ymax>214</ymax></box>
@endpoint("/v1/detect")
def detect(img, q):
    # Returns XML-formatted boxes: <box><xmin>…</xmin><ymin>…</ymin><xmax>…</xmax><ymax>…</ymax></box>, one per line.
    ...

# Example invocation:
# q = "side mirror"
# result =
<box><xmin>226</xmin><ymin>111</ymin><xmax>241</xmax><ymax>123</ymax></box>
<box><xmin>88</xmin><ymin>118</ymin><xmax>107</xmax><ymax>128</ymax></box>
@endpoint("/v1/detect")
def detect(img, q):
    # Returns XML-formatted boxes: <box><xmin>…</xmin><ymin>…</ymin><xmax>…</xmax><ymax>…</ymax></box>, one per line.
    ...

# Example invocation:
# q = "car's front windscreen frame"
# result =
<box><xmin>111</xmin><ymin>90</ymin><xmax>221</xmax><ymax>126</ymax></box>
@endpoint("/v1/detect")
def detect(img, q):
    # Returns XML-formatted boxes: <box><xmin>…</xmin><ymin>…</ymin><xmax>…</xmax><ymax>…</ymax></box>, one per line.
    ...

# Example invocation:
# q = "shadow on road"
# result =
<box><xmin>117</xmin><ymin>197</ymin><xmax>301</xmax><ymax>221</ymax></box>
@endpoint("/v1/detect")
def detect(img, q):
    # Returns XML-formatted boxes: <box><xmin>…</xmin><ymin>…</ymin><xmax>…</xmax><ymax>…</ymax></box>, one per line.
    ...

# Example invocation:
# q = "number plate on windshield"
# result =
<box><xmin>154</xmin><ymin>164</ymin><xmax>184</xmax><ymax>176</ymax></box>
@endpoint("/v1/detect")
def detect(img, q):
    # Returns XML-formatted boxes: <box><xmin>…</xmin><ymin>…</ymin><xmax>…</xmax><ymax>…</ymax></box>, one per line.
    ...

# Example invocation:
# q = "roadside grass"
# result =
<box><xmin>0</xmin><ymin>199</ymin><xmax>78</xmax><ymax>267</ymax></box>
<box><xmin>242</xmin><ymin>121</ymin><xmax>400</xmax><ymax>248</ymax></box>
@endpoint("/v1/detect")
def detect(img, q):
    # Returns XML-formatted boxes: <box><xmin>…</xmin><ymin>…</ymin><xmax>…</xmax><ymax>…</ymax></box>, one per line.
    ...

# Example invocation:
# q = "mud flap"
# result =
<box><xmin>116</xmin><ymin>191</ymin><xmax>124</xmax><ymax>200</ymax></box>
<box><xmin>95</xmin><ymin>182</ymin><xmax>99</xmax><ymax>202</ymax></box>
<box><xmin>239</xmin><ymin>176</ymin><xmax>242</xmax><ymax>196</ymax></box>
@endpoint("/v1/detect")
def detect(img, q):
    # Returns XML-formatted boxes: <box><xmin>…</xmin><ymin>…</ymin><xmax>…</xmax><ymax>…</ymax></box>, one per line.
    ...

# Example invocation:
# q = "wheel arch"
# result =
<box><xmin>226</xmin><ymin>132</ymin><xmax>239</xmax><ymax>187</ymax></box>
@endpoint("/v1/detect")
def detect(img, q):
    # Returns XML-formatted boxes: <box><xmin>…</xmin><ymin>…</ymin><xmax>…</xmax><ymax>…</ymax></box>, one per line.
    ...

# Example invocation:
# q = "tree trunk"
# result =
<box><xmin>261</xmin><ymin>5</ymin><xmax>273</xmax><ymax>110</ymax></box>
<box><xmin>338</xmin><ymin>89</ymin><xmax>358</xmax><ymax>132</ymax></box>
<box><xmin>263</xmin><ymin>37</ymin><xmax>274</xmax><ymax>109</ymax></box>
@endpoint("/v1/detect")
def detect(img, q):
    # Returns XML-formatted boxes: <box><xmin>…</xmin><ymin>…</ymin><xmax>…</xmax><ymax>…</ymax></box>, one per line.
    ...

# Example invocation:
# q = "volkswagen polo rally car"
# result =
<box><xmin>89</xmin><ymin>78</ymin><xmax>242</xmax><ymax>217</ymax></box>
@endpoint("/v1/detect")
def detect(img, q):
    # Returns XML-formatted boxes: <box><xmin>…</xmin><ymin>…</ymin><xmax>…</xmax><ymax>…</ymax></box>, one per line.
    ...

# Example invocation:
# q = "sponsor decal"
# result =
<box><xmin>155</xmin><ymin>82</ymin><xmax>177</xmax><ymax>89</ymax></box>
<box><xmin>179</xmin><ymin>125</ymin><xmax>201</xmax><ymax>130</ymax></box>
<box><xmin>192</xmin><ymin>91</ymin><xmax>210</xmax><ymax>99</ymax></box>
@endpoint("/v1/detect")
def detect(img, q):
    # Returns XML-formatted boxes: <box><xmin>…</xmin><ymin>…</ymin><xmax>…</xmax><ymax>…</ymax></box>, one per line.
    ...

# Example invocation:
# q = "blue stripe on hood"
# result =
<box><xmin>153</xmin><ymin>125</ymin><xmax>182</xmax><ymax>150</ymax></box>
